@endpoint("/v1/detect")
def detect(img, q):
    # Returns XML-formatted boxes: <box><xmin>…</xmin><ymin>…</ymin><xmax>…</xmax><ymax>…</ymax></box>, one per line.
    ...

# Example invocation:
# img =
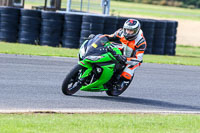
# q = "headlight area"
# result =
<box><xmin>79</xmin><ymin>47</ymin><xmax>86</xmax><ymax>59</ymax></box>
<box><xmin>85</xmin><ymin>56</ymin><xmax>104</xmax><ymax>61</ymax></box>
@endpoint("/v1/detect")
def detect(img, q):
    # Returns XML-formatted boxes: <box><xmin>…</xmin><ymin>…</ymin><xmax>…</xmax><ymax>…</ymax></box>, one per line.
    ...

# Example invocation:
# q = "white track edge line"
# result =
<box><xmin>0</xmin><ymin>109</ymin><xmax>200</xmax><ymax>114</ymax></box>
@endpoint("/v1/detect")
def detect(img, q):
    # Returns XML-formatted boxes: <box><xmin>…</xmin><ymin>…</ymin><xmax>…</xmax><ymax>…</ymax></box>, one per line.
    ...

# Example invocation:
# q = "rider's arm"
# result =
<box><xmin>104</xmin><ymin>28</ymin><xmax>122</xmax><ymax>41</ymax></box>
<box><xmin>127</xmin><ymin>38</ymin><xmax>147</xmax><ymax>63</ymax></box>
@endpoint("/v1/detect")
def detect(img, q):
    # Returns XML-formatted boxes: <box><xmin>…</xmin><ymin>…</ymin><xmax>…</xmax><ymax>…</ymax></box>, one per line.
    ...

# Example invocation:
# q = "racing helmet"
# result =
<box><xmin>123</xmin><ymin>19</ymin><xmax>141</xmax><ymax>41</ymax></box>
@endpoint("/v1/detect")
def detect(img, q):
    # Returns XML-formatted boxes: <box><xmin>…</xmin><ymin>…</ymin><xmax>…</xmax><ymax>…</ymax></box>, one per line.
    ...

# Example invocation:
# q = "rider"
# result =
<box><xmin>105</xmin><ymin>18</ymin><xmax>147</xmax><ymax>81</ymax></box>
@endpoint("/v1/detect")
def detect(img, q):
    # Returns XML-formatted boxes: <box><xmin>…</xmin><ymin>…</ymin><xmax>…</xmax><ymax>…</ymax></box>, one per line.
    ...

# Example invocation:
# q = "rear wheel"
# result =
<box><xmin>106</xmin><ymin>77</ymin><xmax>133</xmax><ymax>96</ymax></box>
<box><xmin>62</xmin><ymin>64</ymin><xmax>83</xmax><ymax>95</ymax></box>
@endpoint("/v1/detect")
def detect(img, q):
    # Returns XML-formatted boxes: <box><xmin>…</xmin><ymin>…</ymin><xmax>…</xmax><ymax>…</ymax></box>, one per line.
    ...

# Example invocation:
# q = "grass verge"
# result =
<box><xmin>0</xmin><ymin>113</ymin><xmax>200</xmax><ymax>133</ymax></box>
<box><xmin>110</xmin><ymin>1</ymin><xmax>200</xmax><ymax>21</ymax></box>
<box><xmin>144</xmin><ymin>45</ymin><xmax>200</xmax><ymax>66</ymax></box>
<box><xmin>0</xmin><ymin>42</ymin><xmax>79</xmax><ymax>57</ymax></box>
<box><xmin>1</xmin><ymin>42</ymin><xmax>200</xmax><ymax>66</ymax></box>
<box><xmin>24</xmin><ymin>0</ymin><xmax>200</xmax><ymax>21</ymax></box>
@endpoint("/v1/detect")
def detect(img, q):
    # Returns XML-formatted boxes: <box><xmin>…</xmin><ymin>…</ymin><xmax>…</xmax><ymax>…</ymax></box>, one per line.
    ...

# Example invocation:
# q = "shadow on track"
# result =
<box><xmin>73</xmin><ymin>95</ymin><xmax>200</xmax><ymax>111</ymax></box>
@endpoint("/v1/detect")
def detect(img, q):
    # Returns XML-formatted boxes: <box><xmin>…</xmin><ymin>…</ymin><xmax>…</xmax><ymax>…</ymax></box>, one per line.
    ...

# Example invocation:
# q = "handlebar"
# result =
<box><xmin>107</xmin><ymin>46</ymin><xmax>117</xmax><ymax>55</ymax></box>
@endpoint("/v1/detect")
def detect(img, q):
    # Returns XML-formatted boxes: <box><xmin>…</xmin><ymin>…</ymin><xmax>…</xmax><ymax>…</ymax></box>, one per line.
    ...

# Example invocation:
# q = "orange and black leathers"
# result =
<box><xmin>105</xmin><ymin>29</ymin><xmax>147</xmax><ymax>80</ymax></box>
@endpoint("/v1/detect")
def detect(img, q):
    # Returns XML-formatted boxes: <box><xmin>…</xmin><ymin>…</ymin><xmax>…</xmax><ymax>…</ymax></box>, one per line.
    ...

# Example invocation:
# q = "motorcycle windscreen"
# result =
<box><xmin>84</xmin><ymin>35</ymin><xmax>109</xmax><ymax>57</ymax></box>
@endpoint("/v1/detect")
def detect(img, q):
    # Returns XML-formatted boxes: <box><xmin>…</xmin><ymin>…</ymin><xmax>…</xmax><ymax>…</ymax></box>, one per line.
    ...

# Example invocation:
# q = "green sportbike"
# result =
<box><xmin>62</xmin><ymin>34</ymin><xmax>133</xmax><ymax>96</ymax></box>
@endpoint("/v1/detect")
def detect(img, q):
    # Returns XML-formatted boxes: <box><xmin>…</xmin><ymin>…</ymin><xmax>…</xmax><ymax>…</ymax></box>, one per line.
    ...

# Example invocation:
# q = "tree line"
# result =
<box><xmin>113</xmin><ymin>0</ymin><xmax>200</xmax><ymax>9</ymax></box>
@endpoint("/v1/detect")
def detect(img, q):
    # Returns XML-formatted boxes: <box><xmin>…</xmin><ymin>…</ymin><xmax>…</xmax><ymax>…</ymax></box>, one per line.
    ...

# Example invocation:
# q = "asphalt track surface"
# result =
<box><xmin>0</xmin><ymin>54</ymin><xmax>200</xmax><ymax>113</ymax></box>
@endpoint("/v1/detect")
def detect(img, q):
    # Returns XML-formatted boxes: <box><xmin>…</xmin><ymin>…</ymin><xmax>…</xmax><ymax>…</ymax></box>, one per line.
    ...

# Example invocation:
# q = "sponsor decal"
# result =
<box><xmin>92</xmin><ymin>43</ymin><xmax>98</xmax><ymax>48</ymax></box>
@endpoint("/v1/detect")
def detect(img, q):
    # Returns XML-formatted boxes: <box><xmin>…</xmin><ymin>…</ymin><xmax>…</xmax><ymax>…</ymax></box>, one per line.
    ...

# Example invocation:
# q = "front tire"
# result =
<box><xmin>62</xmin><ymin>64</ymin><xmax>83</xmax><ymax>95</ymax></box>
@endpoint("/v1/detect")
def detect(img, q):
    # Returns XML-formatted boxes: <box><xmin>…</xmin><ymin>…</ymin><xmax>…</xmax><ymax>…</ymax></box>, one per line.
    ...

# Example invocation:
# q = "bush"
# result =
<box><xmin>159</xmin><ymin>0</ymin><xmax>168</xmax><ymax>6</ymax></box>
<box><xmin>187</xmin><ymin>5</ymin><xmax>196</xmax><ymax>9</ymax></box>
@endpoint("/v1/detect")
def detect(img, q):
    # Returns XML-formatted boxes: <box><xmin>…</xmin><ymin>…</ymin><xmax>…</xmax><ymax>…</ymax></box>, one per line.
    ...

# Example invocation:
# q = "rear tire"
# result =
<box><xmin>62</xmin><ymin>64</ymin><xmax>83</xmax><ymax>95</ymax></box>
<box><xmin>106</xmin><ymin>78</ymin><xmax>133</xmax><ymax>96</ymax></box>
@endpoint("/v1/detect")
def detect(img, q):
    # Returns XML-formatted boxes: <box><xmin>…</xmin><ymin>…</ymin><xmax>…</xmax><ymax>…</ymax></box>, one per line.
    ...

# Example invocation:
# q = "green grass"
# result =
<box><xmin>24</xmin><ymin>0</ymin><xmax>200</xmax><ymax>21</ymax></box>
<box><xmin>0</xmin><ymin>42</ymin><xmax>78</xmax><ymax>57</ymax></box>
<box><xmin>110</xmin><ymin>1</ymin><xmax>200</xmax><ymax>21</ymax></box>
<box><xmin>0</xmin><ymin>113</ymin><xmax>200</xmax><ymax>133</ymax></box>
<box><xmin>1</xmin><ymin>42</ymin><xmax>200</xmax><ymax>66</ymax></box>
<box><xmin>144</xmin><ymin>45</ymin><xmax>200</xmax><ymax>66</ymax></box>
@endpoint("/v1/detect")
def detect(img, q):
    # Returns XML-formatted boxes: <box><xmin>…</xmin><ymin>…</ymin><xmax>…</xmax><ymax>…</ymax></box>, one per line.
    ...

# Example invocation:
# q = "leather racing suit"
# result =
<box><xmin>105</xmin><ymin>28</ymin><xmax>147</xmax><ymax>80</ymax></box>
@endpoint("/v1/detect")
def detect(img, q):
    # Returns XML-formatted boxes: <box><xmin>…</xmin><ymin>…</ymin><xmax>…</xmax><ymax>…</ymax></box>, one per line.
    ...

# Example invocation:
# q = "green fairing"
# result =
<box><xmin>78</xmin><ymin>42</ymin><xmax>122</xmax><ymax>92</ymax></box>
<box><xmin>80</xmin><ymin>64</ymin><xmax>115</xmax><ymax>91</ymax></box>
<box><xmin>78</xmin><ymin>61</ymin><xmax>92</xmax><ymax>78</ymax></box>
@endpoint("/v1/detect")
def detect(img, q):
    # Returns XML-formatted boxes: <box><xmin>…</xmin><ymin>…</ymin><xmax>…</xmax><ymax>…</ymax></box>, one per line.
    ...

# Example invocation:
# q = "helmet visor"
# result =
<box><xmin>124</xmin><ymin>28</ymin><xmax>138</xmax><ymax>36</ymax></box>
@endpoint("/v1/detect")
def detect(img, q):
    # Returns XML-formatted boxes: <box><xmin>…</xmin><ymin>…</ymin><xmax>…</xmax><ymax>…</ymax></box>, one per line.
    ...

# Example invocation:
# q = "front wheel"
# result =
<box><xmin>106</xmin><ymin>77</ymin><xmax>133</xmax><ymax>96</ymax></box>
<box><xmin>62</xmin><ymin>64</ymin><xmax>83</xmax><ymax>95</ymax></box>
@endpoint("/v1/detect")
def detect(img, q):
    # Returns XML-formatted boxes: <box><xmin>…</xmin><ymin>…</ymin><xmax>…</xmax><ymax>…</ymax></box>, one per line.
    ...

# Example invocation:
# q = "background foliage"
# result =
<box><xmin>113</xmin><ymin>0</ymin><xmax>200</xmax><ymax>9</ymax></box>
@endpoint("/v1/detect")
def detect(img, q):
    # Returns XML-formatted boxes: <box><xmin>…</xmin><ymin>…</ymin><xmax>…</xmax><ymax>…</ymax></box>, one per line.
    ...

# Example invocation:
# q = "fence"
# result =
<box><xmin>68</xmin><ymin>0</ymin><xmax>109</xmax><ymax>14</ymax></box>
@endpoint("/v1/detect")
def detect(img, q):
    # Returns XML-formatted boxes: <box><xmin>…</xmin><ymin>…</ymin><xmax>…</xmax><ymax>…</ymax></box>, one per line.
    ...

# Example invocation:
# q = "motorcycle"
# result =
<box><xmin>62</xmin><ymin>34</ymin><xmax>133</xmax><ymax>96</ymax></box>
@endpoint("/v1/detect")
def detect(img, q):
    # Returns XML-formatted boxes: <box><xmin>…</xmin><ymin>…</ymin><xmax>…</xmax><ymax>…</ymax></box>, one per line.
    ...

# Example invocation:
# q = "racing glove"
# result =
<box><xmin>107</xmin><ymin>47</ymin><xmax>127</xmax><ymax>64</ymax></box>
<box><xmin>114</xmin><ymin>55</ymin><xmax>127</xmax><ymax>64</ymax></box>
<box><xmin>107</xmin><ymin>46</ymin><xmax>116</xmax><ymax>55</ymax></box>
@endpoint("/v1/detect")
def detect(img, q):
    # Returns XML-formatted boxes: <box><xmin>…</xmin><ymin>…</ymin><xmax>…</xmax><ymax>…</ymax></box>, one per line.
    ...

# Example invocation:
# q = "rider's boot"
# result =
<box><xmin>118</xmin><ymin>72</ymin><xmax>135</xmax><ymax>89</ymax></box>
